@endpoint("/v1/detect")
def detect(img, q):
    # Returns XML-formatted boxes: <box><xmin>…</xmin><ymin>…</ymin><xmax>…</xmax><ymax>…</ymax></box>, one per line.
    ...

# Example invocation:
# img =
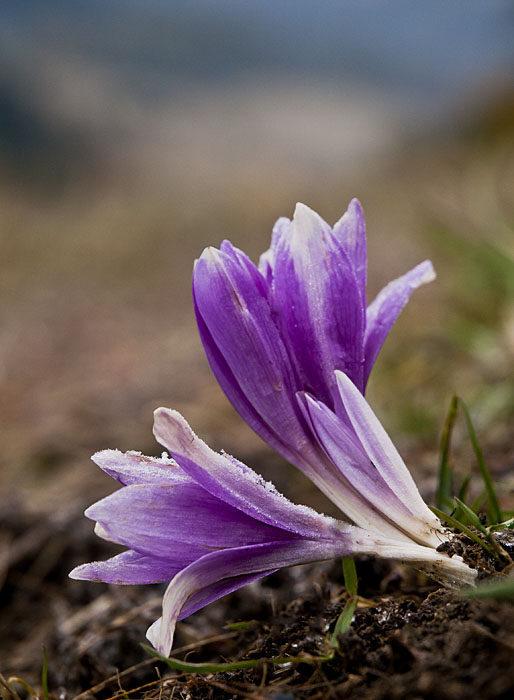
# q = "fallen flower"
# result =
<box><xmin>71</xmin><ymin>405</ymin><xmax>476</xmax><ymax>657</ymax></box>
<box><xmin>193</xmin><ymin>200</ymin><xmax>436</xmax><ymax>536</ymax></box>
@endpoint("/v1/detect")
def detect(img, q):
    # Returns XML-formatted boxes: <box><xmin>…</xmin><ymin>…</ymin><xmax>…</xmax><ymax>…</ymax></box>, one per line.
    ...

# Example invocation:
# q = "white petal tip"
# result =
<box><xmin>293</xmin><ymin>201</ymin><xmax>321</xmax><ymax>225</ymax></box>
<box><xmin>421</xmin><ymin>260</ymin><xmax>436</xmax><ymax>283</ymax></box>
<box><xmin>199</xmin><ymin>246</ymin><xmax>223</xmax><ymax>267</ymax></box>
<box><xmin>146</xmin><ymin>617</ymin><xmax>173</xmax><ymax>657</ymax></box>
<box><xmin>68</xmin><ymin>566</ymin><xmax>84</xmax><ymax>580</ymax></box>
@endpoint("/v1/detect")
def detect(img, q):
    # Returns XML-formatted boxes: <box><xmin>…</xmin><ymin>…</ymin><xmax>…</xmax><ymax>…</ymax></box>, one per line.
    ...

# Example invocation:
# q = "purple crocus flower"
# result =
<box><xmin>71</xmin><ymin>401</ymin><xmax>475</xmax><ymax>656</ymax></box>
<box><xmin>193</xmin><ymin>200</ymin><xmax>436</xmax><ymax>541</ymax></box>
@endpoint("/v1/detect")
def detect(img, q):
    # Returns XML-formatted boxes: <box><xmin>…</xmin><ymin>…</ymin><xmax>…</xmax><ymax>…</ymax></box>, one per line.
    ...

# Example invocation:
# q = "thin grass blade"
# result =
<box><xmin>436</xmin><ymin>396</ymin><xmax>458</xmax><ymax>512</ymax></box>
<box><xmin>329</xmin><ymin>597</ymin><xmax>358</xmax><ymax>649</ymax></box>
<box><xmin>142</xmin><ymin>644</ymin><xmax>331</xmax><ymax>674</ymax></box>
<box><xmin>330</xmin><ymin>556</ymin><xmax>359</xmax><ymax>648</ymax></box>
<box><xmin>457</xmin><ymin>475</ymin><xmax>471</xmax><ymax>504</ymax></box>
<box><xmin>430</xmin><ymin>506</ymin><xmax>498</xmax><ymax>559</ymax></box>
<box><xmin>342</xmin><ymin>557</ymin><xmax>358</xmax><ymax>596</ymax></box>
<box><xmin>458</xmin><ymin>399</ymin><xmax>502</xmax><ymax>524</ymax></box>
<box><xmin>454</xmin><ymin>498</ymin><xmax>487</xmax><ymax>533</ymax></box>
<box><xmin>460</xmin><ymin>577</ymin><xmax>514</xmax><ymax>601</ymax></box>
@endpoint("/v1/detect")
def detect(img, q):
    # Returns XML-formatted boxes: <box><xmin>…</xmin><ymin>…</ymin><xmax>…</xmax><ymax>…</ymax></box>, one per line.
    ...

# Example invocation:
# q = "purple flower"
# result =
<box><xmin>193</xmin><ymin>200</ymin><xmax>435</xmax><ymax>537</ymax></box>
<box><xmin>71</xmin><ymin>199</ymin><xmax>475</xmax><ymax>656</ymax></box>
<box><xmin>71</xmin><ymin>403</ymin><xmax>475</xmax><ymax>656</ymax></box>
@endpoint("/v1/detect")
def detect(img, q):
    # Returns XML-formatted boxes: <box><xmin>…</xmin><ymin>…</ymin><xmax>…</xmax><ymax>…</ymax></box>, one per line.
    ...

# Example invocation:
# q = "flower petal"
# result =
<box><xmin>258</xmin><ymin>216</ymin><xmax>291</xmax><ymax>283</ymax></box>
<box><xmin>335</xmin><ymin>371</ymin><xmax>442</xmax><ymax>546</ymax></box>
<box><xmin>300</xmin><ymin>392</ymin><xmax>443</xmax><ymax>544</ymax></box>
<box><xmin>86</xmin><ymin>483</ymin><xmax>296</xmax><ymax>557</ymax></box>
<box><xmin>193</xmin><ymin>246</ymin><xmax>313</xmax><ymax>463</ymax></box>
<box><xmin>91</xmin><ymin>449</ymin><xmax>190</xmax><ymax>486</ymax></box>
<box><xmin>272</xmin><ymin>203</ymin><xmax>366</xmax><ymax>402</ymax></box>
<box><xmin>332</xmin><ymin>198</ymin><xmax>367</xmax><ymax>304</ymax></box>
<box><xmin>148</xmin><ymin>537</ymin><xmax>355</xmax><ymax>655</ymax></box>
<box><xmin>146</xmin><ymin>569</ymin><xmax>277</xmax><ymax>648</ymax></box>
<box><xmin>193</xmin><ymin>284</ymin><xmax>299</xmax><ymax>466</ymax></box>
<box><xmin>69</xmin><ymin>550</ymin><xmax>185</xmax><ymax>585</ymax></box>
<box><xmin>153</xmin><ymin>407</ymin><xmax>341</xmax><ymax>540</ymax></box>
<box><xmin>364</xmin><ymin>260</ymin><xmax>436</xmax><ymax>384</ymax></box>
<box><xmin>180</xmin><ymin>571</ymin><xmax>276</xmax><ymax>620</ymax></box>
<box><xmin>297</xmin><ymin>393</ymin><xmax>415</xmax><ymax>542</ymax></box>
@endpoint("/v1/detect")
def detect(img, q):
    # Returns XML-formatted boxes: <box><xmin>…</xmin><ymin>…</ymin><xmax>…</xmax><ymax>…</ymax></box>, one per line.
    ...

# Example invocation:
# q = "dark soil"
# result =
<box><xmin>2</xmin><ymin>499</ymin><xmax>514</xmax><ymax>700</ymax></box>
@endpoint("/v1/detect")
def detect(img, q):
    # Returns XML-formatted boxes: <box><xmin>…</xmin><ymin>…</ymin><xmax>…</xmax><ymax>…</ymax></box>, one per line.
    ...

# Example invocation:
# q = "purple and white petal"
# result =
<box><xmin>86</xmin><ymin>483</ymin><xmax>297</xmax><ymax>556</ymax></box>
<box><xmin>147</xmin><ymin>537</ymin><xmax>355</xmax><ymax>655</ymax></box>
<box><xmin>258</xmin><ymin>216</ymin><xmax>291</xmax><ymax>284</ymax></box>
<box><xmin>193</xmin><ymin>291</ymin><xmax>293</xmax><ymax>462</ymax></box>
<box><xmin>193</xmin><ymin>247</ymin><xmax>313</xmax><ymax>462</ymax></box>
<box><xmin>272</xmin><ymin>203</ymin><xmax>366</xmax><ymax>402</ymax></box>
<box><xmin>146</xmin><ymin>571</ymin><xmax>279</xmax><ymax>647</ymax></box>
<box><xmin>364</xmin><ymin>260</ymin><xmax>436</xmax><ymax>385</ymax></box>
<box><xmin>297</xmin><ymin>394</ymin><xmax>415</xmax><ymax>542</ymax></box>
<box><xmin>153</xmin><ymin>408</ymin><xmax>342</xmax><ymax>540</ymax></box>
<box><xmin>332</xmin><ymin>198</ymin><xmax>367</xmax><ymax>305</ymax></box>
<box><xmin>70</xmin><ymin>550</ymin><xmax>185</xmax><ymax>585</ymax></box>
<box><xmin>179</xmin><ymin>569</ymin><xmax>276</xmax><ymax>621</ymax></box>
<box><xmin>92</xmin><ymin>449</ymin><xmax>190</xmax><ymax>486</ymax></box>
<box><xmin>300</xmin><ymin>392</ymin><xmax>443</xmax><ymax>545</ymax></box>
<box><xmin>335</xmin><ymin>371</ymin><xmax>442</xmax><ymax>546</ymax></box>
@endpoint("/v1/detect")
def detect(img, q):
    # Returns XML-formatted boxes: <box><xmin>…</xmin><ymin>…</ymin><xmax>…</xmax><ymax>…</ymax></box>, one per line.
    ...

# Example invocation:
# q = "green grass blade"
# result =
<box><xmin>436</xmin><ymin>396</ymin><xmax>458</xmax><ymax>512</ymax></box>
<box><xmin>329</xmin><ymin>597</ymin><xmax>358</xmax><ymax>649</ymax></box>
<box><xmin>454</xmin><ymin>498</ymin><xmax>487</xmax><ymax>533</ymax></box>
<box><xmin>458</xmin><ymin>399</ymin><xmax>502</xmax><ymax>524</ymax></box>
<box><xmin>460</xmin><ymin>577</ymin><xmax>514</xmax><ymax>601</ymax></box>
<box><xmin>342</xmin><ymin>557</ymin><xmax>358</xmax><ymax>596</ymax></box>
<box><xmin>330</xmin><ymin>556</ymin><xmax>359</xmax><ymax>648</ymax></box>
<box><xmin>430</xmin><ymin>505</ymin><xmax>498</xmax><ymax>559</ymax></box>
<box><xmin>457</xmin><ymin>475</ymin><xmax>471</xmax><ymax>504</ymax></box>
<box><xmin>488</xmin><ymin>517</ymin><xmax>514</xmax><ymax>533</ymax></box>
<box><xmin>142</xmin><ymin>645</ymin><xmax>331</xmax><ymax>674</ymax></box>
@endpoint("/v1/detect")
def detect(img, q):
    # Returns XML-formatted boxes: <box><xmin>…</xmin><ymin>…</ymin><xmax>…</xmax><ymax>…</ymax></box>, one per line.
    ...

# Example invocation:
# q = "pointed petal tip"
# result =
<box><xmin>84</xmin><ymin>502</ymin><xmax>97</xmax><ymax>520</ymax></box>
<box><xmin>68</xmin><ymin>565</ymin><xmax>86</xmax><ymax>580</ymax></box>
<box><xmin>147</xmin><ymin>617</ymin><xmax>171</xmax><ymax>657</ymax></box>
<box><xmin>153</xmin><ymin>408</ymin><xmax>196</xmax><ymax>458</ymax></box>
<box><xmin>153</xmin><ymin>406</ymin><xmax>185</xmax><ymax>433</ymax></box>
<box><xmin>146</xmin><ymin>618</ymin><xmax>162</xmax><ymax>648</ymax></box>
<box><xmin>292</xmin><ymin>202</ymin><xmax>326</xmax><ymax>235</ymax></box>
<box><xmin>334</xmin><ymin>369</ymin><xmax>355</xmax><ymax>391</ymax></box>
<box><xmin>153</xmin><ymin>407</ymin><xmax>182</xmax><ymax>434</ymax></box>
<box><xmin>348</xmin><ymin>197</ymin><xmax>363</xmax><ymax>213</ymax></box>
<box><xmin>153</xmin><ymin>406</ymin><xmax>171</xmax><ymax>420</ymax></box>
<box><xmin>293</xmin><ymin>201</ymin><xmax>316</xmax><ymax>217</ymax></box>
<box><xmin>419</xmin><ymin>259</ymin><xmax>436</xmax><ymax>283</ymax></box>
<box><xmin>68</xmin><ymin>561</ymin><xmax>110</xmax><ymax>583</ymax></box>
<box><xmin>91</xmin><ymin>448</ymin><xmax>121</xmax><ymax>467</ymax></box>
<box><xmin>198</xmin><ymin>245</ymin><xmax>223</xmax><ymax>268</ymax></box>
<box><xmin>296</xmin><ymin>390</ymin><xmax>316</xmax><ymax>411</ymax></box>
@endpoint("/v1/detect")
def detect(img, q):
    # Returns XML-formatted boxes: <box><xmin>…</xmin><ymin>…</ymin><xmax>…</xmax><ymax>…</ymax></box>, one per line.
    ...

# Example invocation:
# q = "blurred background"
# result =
<box><xmin>2</xmin><ymin>0</ymin><xmax>514</xmax><ymax>684</ymax></box>
<box><xmin>1</xmin><ymin>0</ymin><xmax>514</xmax><ymax>569</ymax></box>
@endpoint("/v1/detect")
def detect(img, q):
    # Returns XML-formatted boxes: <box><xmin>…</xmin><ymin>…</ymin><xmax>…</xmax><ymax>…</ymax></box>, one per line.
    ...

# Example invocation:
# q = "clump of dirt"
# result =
<box><xmin>437</xmin><ymin>529</ymin><xmax>513</xmax><ymax>579</ymax></box>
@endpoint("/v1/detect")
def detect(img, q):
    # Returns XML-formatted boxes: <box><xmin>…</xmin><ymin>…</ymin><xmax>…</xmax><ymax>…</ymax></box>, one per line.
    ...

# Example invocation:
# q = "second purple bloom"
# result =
<box><xmin>193</xmin><ymin>200</ymin><xmax>435</xmax><ymax>533</ymax></box>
